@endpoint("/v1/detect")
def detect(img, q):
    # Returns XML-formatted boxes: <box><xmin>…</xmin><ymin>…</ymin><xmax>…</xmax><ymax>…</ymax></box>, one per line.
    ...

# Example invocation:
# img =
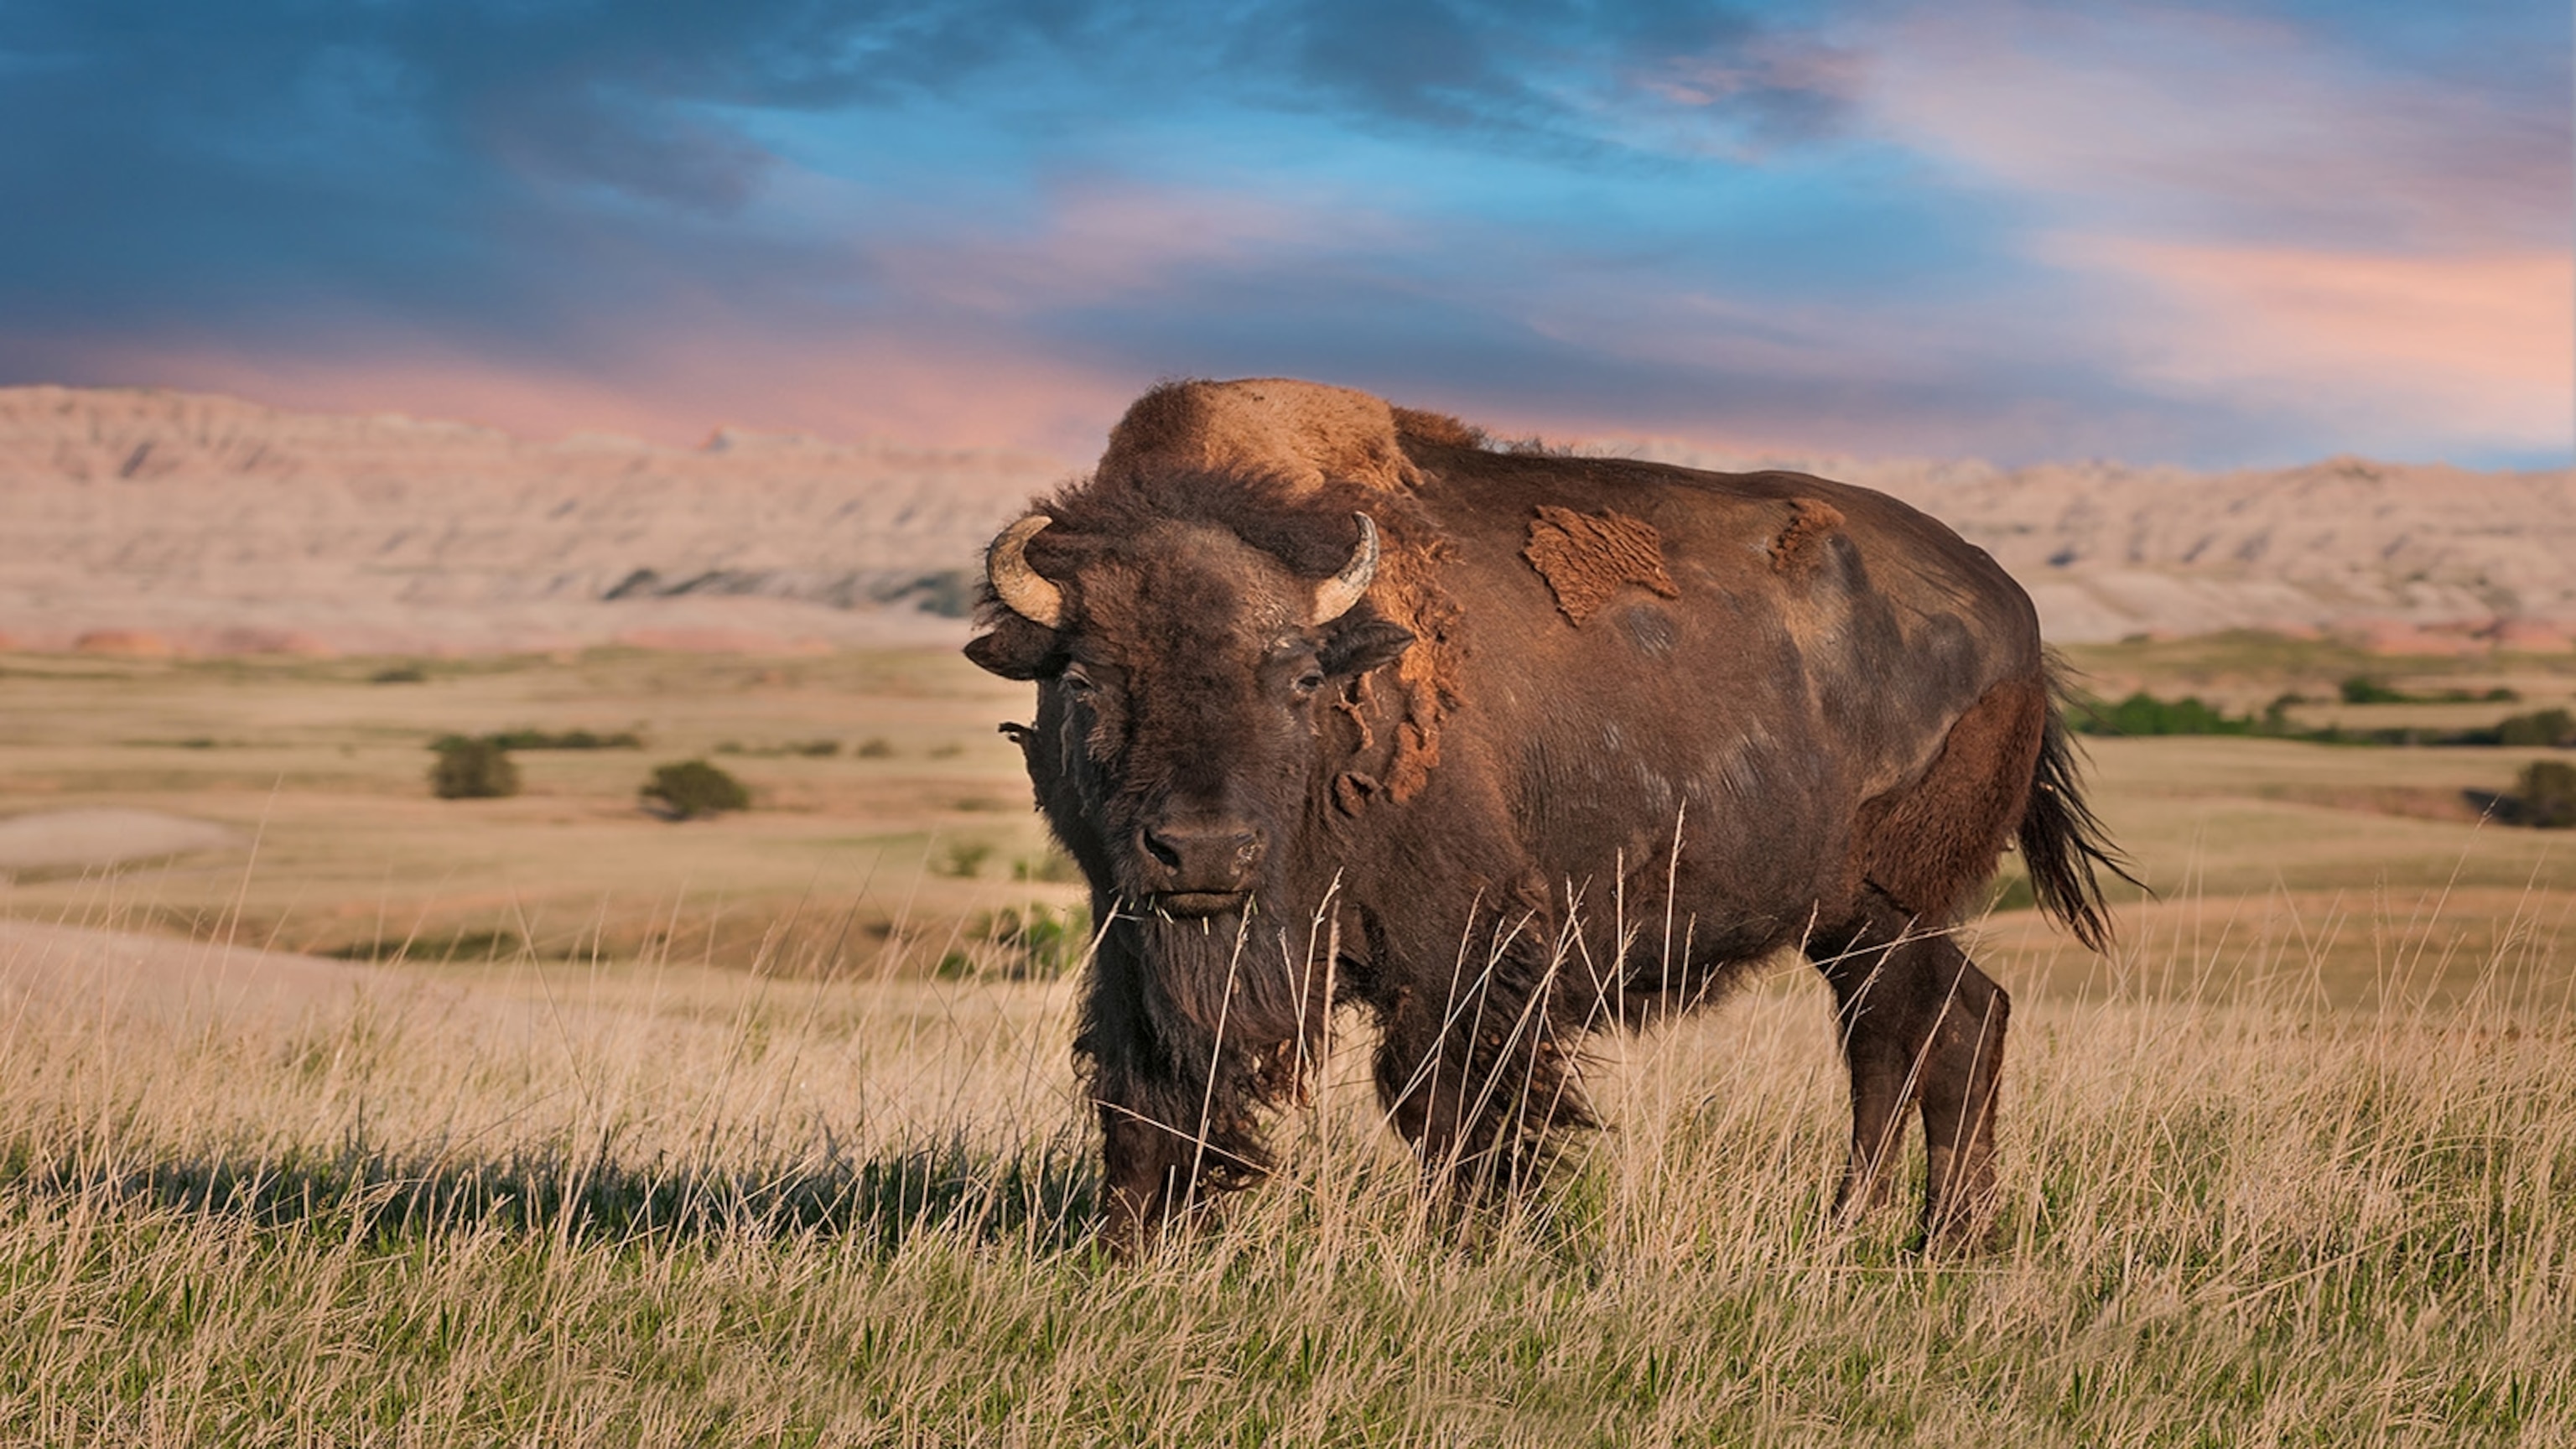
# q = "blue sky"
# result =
<box><xmin>3</xmin><ymin>0</ymin><xmax>2567</xmax><ymax>467</ymax></box>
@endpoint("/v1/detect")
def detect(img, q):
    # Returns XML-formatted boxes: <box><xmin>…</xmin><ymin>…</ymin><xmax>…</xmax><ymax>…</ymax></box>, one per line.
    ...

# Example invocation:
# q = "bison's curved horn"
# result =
<box><xmin>1308</xmin><ymin>513</ymin><xmax>1380</xmax><ymax>626</ymax></box>
<box><xmin>987</xmin><ymin>514</ymin><xmax>1064</xmax><ymax>629</ymax></box>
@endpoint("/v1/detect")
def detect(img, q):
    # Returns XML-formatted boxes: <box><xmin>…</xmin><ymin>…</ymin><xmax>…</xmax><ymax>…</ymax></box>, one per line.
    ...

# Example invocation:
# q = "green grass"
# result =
<box><xmin>1</xmin><ymin>888</ymin><xmax>2570</xmax><ymax>1444</ymax></box>
<box><xmin>0</xmin><ymin>640</ymin><xmax>2573</xmax><ymax>1441</ymax></box>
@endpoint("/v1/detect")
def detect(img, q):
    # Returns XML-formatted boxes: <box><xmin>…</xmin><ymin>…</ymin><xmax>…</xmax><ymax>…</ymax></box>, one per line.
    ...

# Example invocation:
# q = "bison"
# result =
<box><xmin>965</xmin><ymin>379</ymin><xmax>2125</xmax><ymax>1252</ymax></box>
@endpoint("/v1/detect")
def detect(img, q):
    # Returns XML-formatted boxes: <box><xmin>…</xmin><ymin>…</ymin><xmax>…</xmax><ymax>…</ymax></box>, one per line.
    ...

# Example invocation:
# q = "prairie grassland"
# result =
<box><xmin>0</xmin><ymin>642</ymin><xmax>2571</xmax><ymax>1443</ymax></box>
<box><xmin>0</xmin><ymin>642</ymin><xmax>2569</xmax><ymax>996</ymax></box>
<box><xmin>0</xmin><ymin>648</ymin><xmax>1081</xmax><ymax>973</ymax></box>
<box><xmin>0</xmin><ymin>872</ymin><xmax>2571</xmax><ymax>1446</ymax></box>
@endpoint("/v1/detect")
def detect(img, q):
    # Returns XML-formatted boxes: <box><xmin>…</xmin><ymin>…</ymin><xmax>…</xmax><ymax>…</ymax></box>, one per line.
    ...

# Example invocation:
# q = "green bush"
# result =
<box><xmin>2070</xmin><ymin>691</ymin><xmax>2256</xmax><ymax>737</ymax></box>
<box><xmin>2496</xmin><ymin>709</ymin><xmax>2576</xmax><ymax>748</ymax></box>
<box><xmin>1012</xmin><ymin>848</ymin><xmax>1081</xmax><ymax>884</ymax></box>
<box><xmin>937</xmin><ymin>903</ymin><xmax>1093</xmax><ymax>980</ymax></box>
<box><xmin>2338</xmin><ymin>677</ymin><xmax>2518</xmax><ymax>706</ymax></box>
<box><xmin>2514</xmin><ymin>760</ymin><xmax>2576</xmax><ymax>829</ymax></box>
<box><xmin>937</xmin><ymin>840</ymin><xmax>995</xmax><ymax>879</ymax></box>
<box><xmin>487</xmin><ymin>727</ymin><xmax>643</xmax><ymax>750</ymax></box>
<box><xmin>434</xmin><ymin>728</ymin><xmax>642</xmax><ymax>753</ymax></box>
<box><xmin>429</xmin><ymin>739</ymin><xmax>519</xmax><ymax>799</ymax></box>
<box><xmin>641</xmin><ymin>760</ymin><xmax>750</xmax><ymax>819</ymax></box>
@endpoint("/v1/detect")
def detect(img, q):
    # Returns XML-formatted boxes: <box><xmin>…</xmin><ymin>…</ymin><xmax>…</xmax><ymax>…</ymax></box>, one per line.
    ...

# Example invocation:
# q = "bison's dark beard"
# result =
<box><xmin>1126</xmin><ymin>893</ymin><xmax>1337</xmax><ymax>1088</ymax></box>
<box><xmin>1076</xmin><ymin>888</ymin><xmax>1341</xmax><ymax>1200</ymax></box>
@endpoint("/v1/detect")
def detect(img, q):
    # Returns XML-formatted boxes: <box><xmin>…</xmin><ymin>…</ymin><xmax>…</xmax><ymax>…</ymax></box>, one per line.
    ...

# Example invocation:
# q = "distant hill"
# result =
<box><xmin>1628</xmin><ymin>444</ymin><xmax>2576</xmax><ymax>649</ymax></box>
<box><xmin>0</xmin><ymin>386</ymin><xmax>1067</xmax><ymax>655</ymax></box>
<box><xmin>0</xmin><ymin>386</ymin><xmax>2566</xmax><ymax>655</ymax></box>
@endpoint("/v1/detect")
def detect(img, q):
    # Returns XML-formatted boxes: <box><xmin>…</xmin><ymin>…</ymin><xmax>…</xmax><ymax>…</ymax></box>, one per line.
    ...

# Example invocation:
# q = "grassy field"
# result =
<box><xmin>0</xmin><ymin>638</ymin><xmax>2571</xmax><ymax>1443</ymax></box>
<box><xmin>0</xmin><ymin>648</ymin><xmax>1084</xmax><ymax>976</ymax></box>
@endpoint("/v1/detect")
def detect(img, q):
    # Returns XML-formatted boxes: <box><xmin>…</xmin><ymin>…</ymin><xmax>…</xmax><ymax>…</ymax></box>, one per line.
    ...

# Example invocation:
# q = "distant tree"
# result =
<box><xmin>2070</xmin><ymin>691</ymin><xmax>2255</xmax><ymax>737</ymax></box>
<box><xmin>2514</xmin><ymin>761</ymin><xmax>2576</xmax><ymax>829</ymax></box>
<box><xmin>430</xmin><ymin>739</ymin><xmax>518</xmax><ymax>799</ymax></box>
<box><xmin>641</xmin><ymin>760</ymin><xmax>750</xmax><ymax>819</ymax></box>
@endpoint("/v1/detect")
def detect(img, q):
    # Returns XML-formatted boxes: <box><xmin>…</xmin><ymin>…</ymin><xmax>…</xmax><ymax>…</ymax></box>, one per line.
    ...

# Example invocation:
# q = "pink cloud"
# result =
<box><xmin>1852</xmin><ymin>1</ymin><xmax>2572</xmax><ymax>457</ymax></box>
<box><xmin>61</xmin><ymin>328</ymin><xmax>1127</xmax><ymax>459</ymax></box>
<box><xmin>864</xmin><ymin>178</ymin><xmax>1400</xmax><ymax>316</ymax></box>
<box><xmin>2038</xmin><ymin>240</ymin><xmax>2573</xmax><ymax>447</ymax></box>
<box><xmin>1864</xmin><ymin>3</ymin><xmax>2564</xmax><ymax>253</ymax></box>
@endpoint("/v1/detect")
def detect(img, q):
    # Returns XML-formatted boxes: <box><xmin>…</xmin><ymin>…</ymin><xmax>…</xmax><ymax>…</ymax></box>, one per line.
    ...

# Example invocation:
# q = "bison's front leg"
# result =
<box><xmin>1808</xmin><ymin>889</ymin><xmax>2011</xmax><ymax>1250</ymax></box>
<box><xmin>1369</xmin><ymin>941</ymin><xmax>1594</xmax><ymax>1202</ymax></box>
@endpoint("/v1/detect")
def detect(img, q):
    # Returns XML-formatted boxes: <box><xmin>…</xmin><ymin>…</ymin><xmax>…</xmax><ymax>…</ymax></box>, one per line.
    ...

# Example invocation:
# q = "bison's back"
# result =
<box><xmin>1398</xmin><ymin>444</ymin><xmax>2044</xmax><ymax>945</ymax></box>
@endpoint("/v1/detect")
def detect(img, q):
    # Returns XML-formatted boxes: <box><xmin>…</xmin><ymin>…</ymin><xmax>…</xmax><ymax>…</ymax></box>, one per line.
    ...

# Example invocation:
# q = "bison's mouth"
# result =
<box><xmin>1153</xmin><ymin>890</ymin><xmax>1250</xmax><ymax>918</ymax></box>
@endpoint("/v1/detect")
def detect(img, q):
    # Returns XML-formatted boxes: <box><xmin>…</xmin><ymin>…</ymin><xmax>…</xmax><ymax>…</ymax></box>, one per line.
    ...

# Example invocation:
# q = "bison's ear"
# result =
<box><xmin>964</xmin><ymin>618</ymin><xmax>1060</xmax><ymax>680</ymax></box>
<box><xmin>1320</xmin><ymin>616</ymin><xmax>1415</xmax><ymax>678</ymax></box>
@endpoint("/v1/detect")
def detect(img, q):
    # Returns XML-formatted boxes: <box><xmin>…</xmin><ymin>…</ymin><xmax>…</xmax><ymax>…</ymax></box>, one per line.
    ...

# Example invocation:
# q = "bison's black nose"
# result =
<box><xmin>1137</xmin><ymin>820</ymin><xmax>1264</xmax><ymax>896</ymax></box>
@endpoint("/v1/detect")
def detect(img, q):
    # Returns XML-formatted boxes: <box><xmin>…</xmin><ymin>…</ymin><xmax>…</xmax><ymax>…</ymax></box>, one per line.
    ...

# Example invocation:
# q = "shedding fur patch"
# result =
<box><xmin>1522</xmin><ymin>506</ymin><xmax>1680</xmax><ymax>626</ymax></box>
<box><xmin>1770</xmin><ymin>499</ymin><xmax>1844</xmax><ymax>576</ymax></box>
<box><xmin>1332</xmin><ymin>770</ymin><xmax>1379</xmax><ymax>816</ymax></box>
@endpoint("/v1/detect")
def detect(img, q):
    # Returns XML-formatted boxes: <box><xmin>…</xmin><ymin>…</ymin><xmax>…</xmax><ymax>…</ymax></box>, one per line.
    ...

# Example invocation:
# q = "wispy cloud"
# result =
<box><xmin>1857</xmin><ymin>0</ymin><xmax>2572</xmax><ymax>459</ymax></box>
<box><xmin>2</xmin><ymin>0</ymin><xmax>2565</xmax><ymax>468</ymax></box>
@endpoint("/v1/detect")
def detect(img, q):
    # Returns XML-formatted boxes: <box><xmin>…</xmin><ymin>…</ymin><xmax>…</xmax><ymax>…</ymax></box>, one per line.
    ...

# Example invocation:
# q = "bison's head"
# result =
<box><xmin>964</xmin><ymin>507</ymin><xmax>1414</xmax><ymax>918</ymax></box>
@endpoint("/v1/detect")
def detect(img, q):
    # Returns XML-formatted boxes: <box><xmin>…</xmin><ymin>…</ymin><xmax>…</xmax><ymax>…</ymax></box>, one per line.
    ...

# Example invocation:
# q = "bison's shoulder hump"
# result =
<box><xmin>1097</xmin><ymin>378</ymin><xmax>1430</xmax><ymax>495</ymax></box>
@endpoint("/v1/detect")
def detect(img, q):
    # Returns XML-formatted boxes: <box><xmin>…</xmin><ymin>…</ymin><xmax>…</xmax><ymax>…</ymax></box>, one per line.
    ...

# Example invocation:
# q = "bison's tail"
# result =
<box><xmin>2018</xmin><ymin>661</ymin><xmax>2140</xmax><ymax>953</ymax></box>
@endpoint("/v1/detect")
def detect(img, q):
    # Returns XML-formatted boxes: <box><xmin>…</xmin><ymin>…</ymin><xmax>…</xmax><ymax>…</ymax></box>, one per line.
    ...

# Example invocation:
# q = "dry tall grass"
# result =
<box><xmin>0</xmin><ymin>877</ymin><xmax>2569</xmax><ymax>1446</ymax></box>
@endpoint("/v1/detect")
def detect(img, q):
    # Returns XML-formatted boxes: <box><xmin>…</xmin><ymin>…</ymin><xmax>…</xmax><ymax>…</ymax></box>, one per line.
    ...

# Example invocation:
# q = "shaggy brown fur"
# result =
<box><xmin>1521</xmin><ymin>505</ymin><xmax>1681</xmax><ymax>626</ymax></box>
<box><xmin>1098</xmin><ymin>378</ymin><xmax>1424</xmax><ymax>494</ymax></box>
<box><xmin>1769</xmin><ymin>498</ymin><xmax>1845</xmax><ymax>576</ymax></box>
<box><xmin>967</xmin><ymin>378</ymin><xmax>2129</xmax><ymax>1257</ymax></box>
<box><xmin>1851</xmin><ymin>674</ymin><xmax>2049</xmax><ymax>923</ymax></box>
<box><xmin>1389</xmin><ymin>405</ymin><xmax>1486</xmax><ymax>449</ymax></box>
<box><xmin>1084</xmin><ymin>379</ymin><xmax>1467</xmax><ymax>804</ymax></box>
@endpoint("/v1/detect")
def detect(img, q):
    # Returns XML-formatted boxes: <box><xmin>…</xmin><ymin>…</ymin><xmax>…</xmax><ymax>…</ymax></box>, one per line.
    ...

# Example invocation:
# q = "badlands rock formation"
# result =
<box><xmin>0</xmin><ymin>385</ymin><xmax>2566</xmax><ymax>653</ymax></box>
<box><xmin>1631</xmin><ymin>444</ymin><xmax>2576</xmax><ymax>646</ymax></box>
<box><xmin>0</xmin><ymin>386</ymin><xmax>1067</xmax><ymax>655</ymax></box>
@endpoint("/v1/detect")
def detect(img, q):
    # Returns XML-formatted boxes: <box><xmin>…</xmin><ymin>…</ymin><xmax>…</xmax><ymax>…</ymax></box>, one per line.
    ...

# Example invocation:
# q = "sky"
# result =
<box><xmin>3</xmin><ymin>0</ymin><xmax>2568</xmax><ymax>469</ymax></box>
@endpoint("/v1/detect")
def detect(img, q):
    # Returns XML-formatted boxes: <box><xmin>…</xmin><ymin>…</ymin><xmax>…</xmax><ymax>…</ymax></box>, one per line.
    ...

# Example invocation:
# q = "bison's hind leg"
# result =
<box><xmin>1810</xmin><ymin>674</ymin><xmax>2040</xmax><ymax>1249</ymax></box>
<box><xmin>1808</xmin><ymin>889</ymin><xmax>2010</xmax><ymax>1252</ymax></box>
<box><xmin>1857</xmin><ymin>674</ymin><xmax>2049</xmax><ymax>927</ymax></box>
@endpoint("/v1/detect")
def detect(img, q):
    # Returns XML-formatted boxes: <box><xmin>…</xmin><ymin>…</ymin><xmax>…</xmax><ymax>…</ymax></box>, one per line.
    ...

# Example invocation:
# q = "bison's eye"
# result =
<box><xmin>1291</xmin><ymin>668</ymin><xmax>1326</xmax><ymax>700</ymax></box>
<box><xmin>1060</xmin><ymin>665</ymin><xmax>1099</xmax><ymax>699</ymax></box>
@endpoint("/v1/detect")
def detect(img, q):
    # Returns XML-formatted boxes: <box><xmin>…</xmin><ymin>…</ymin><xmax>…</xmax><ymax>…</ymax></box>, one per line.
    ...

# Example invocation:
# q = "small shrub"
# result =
<box><xmin>369</xmin><ymin>665</ymin><xmax>428</xmax><ymax>683</ymax></box>
<box><xmin>1012</xmin><ymin>848</ymin><xmax>1081</xmax><ymax>884</ymax></box>
<box><xmin>2496</xmin><ymin>709</ymin><xmax>2576</xmax><ymax>748</ymax></box>
<box><xmin>641</xmin><ymin>760</ymin><xmax>750</xmax><ymax>819</ymax></box>
<box><xmin>2070</xmin><ymin>691</ymin><xmax>2255</xmax><ymax>737</ymax></box>
<box><xmin>939</xmin><ymin>904</ymin><xmax>1094</xmax><ymax>980</ymax></box>
<box><xmin>989</xmin><ymin>903</ymin><xmax>1091</xmax><ymax>979</ymax></box>
<box><xmin>855</xmin><ymin>737</ymin><xmax>896</xmax><ymax>759</ymax></box>
<box><xmin>430</xmin><ymin>739</ymin><xmax>519</xmax><ymax>799</ymax></box>
<box><xmin>485</xmin><ymin>727</ymin><xmax>643</xmax><ymax>750</ymax></box>
<box><xmin>2512</xmin><ymin>760</ymin><xmax>2576</xmax><ymax>828</ymax></box>
<box><xmin>937</xmin><ymin>840</ymin><xmax>995</xmax><ymax>879</ymax></box>
<box><xmin>717</xmin><ymin>738</ymin><xmax>842</xmax><ymax>759</ymax></box>
<box><xmin>928</xmin><ymin>741</ymin><xmax>965</xmax><ymax>760</ymax></box>
<box><xmin>2336</xmin><ymin>678</ymin><xmax>2517</xmax><ymax>706</ymax></box>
